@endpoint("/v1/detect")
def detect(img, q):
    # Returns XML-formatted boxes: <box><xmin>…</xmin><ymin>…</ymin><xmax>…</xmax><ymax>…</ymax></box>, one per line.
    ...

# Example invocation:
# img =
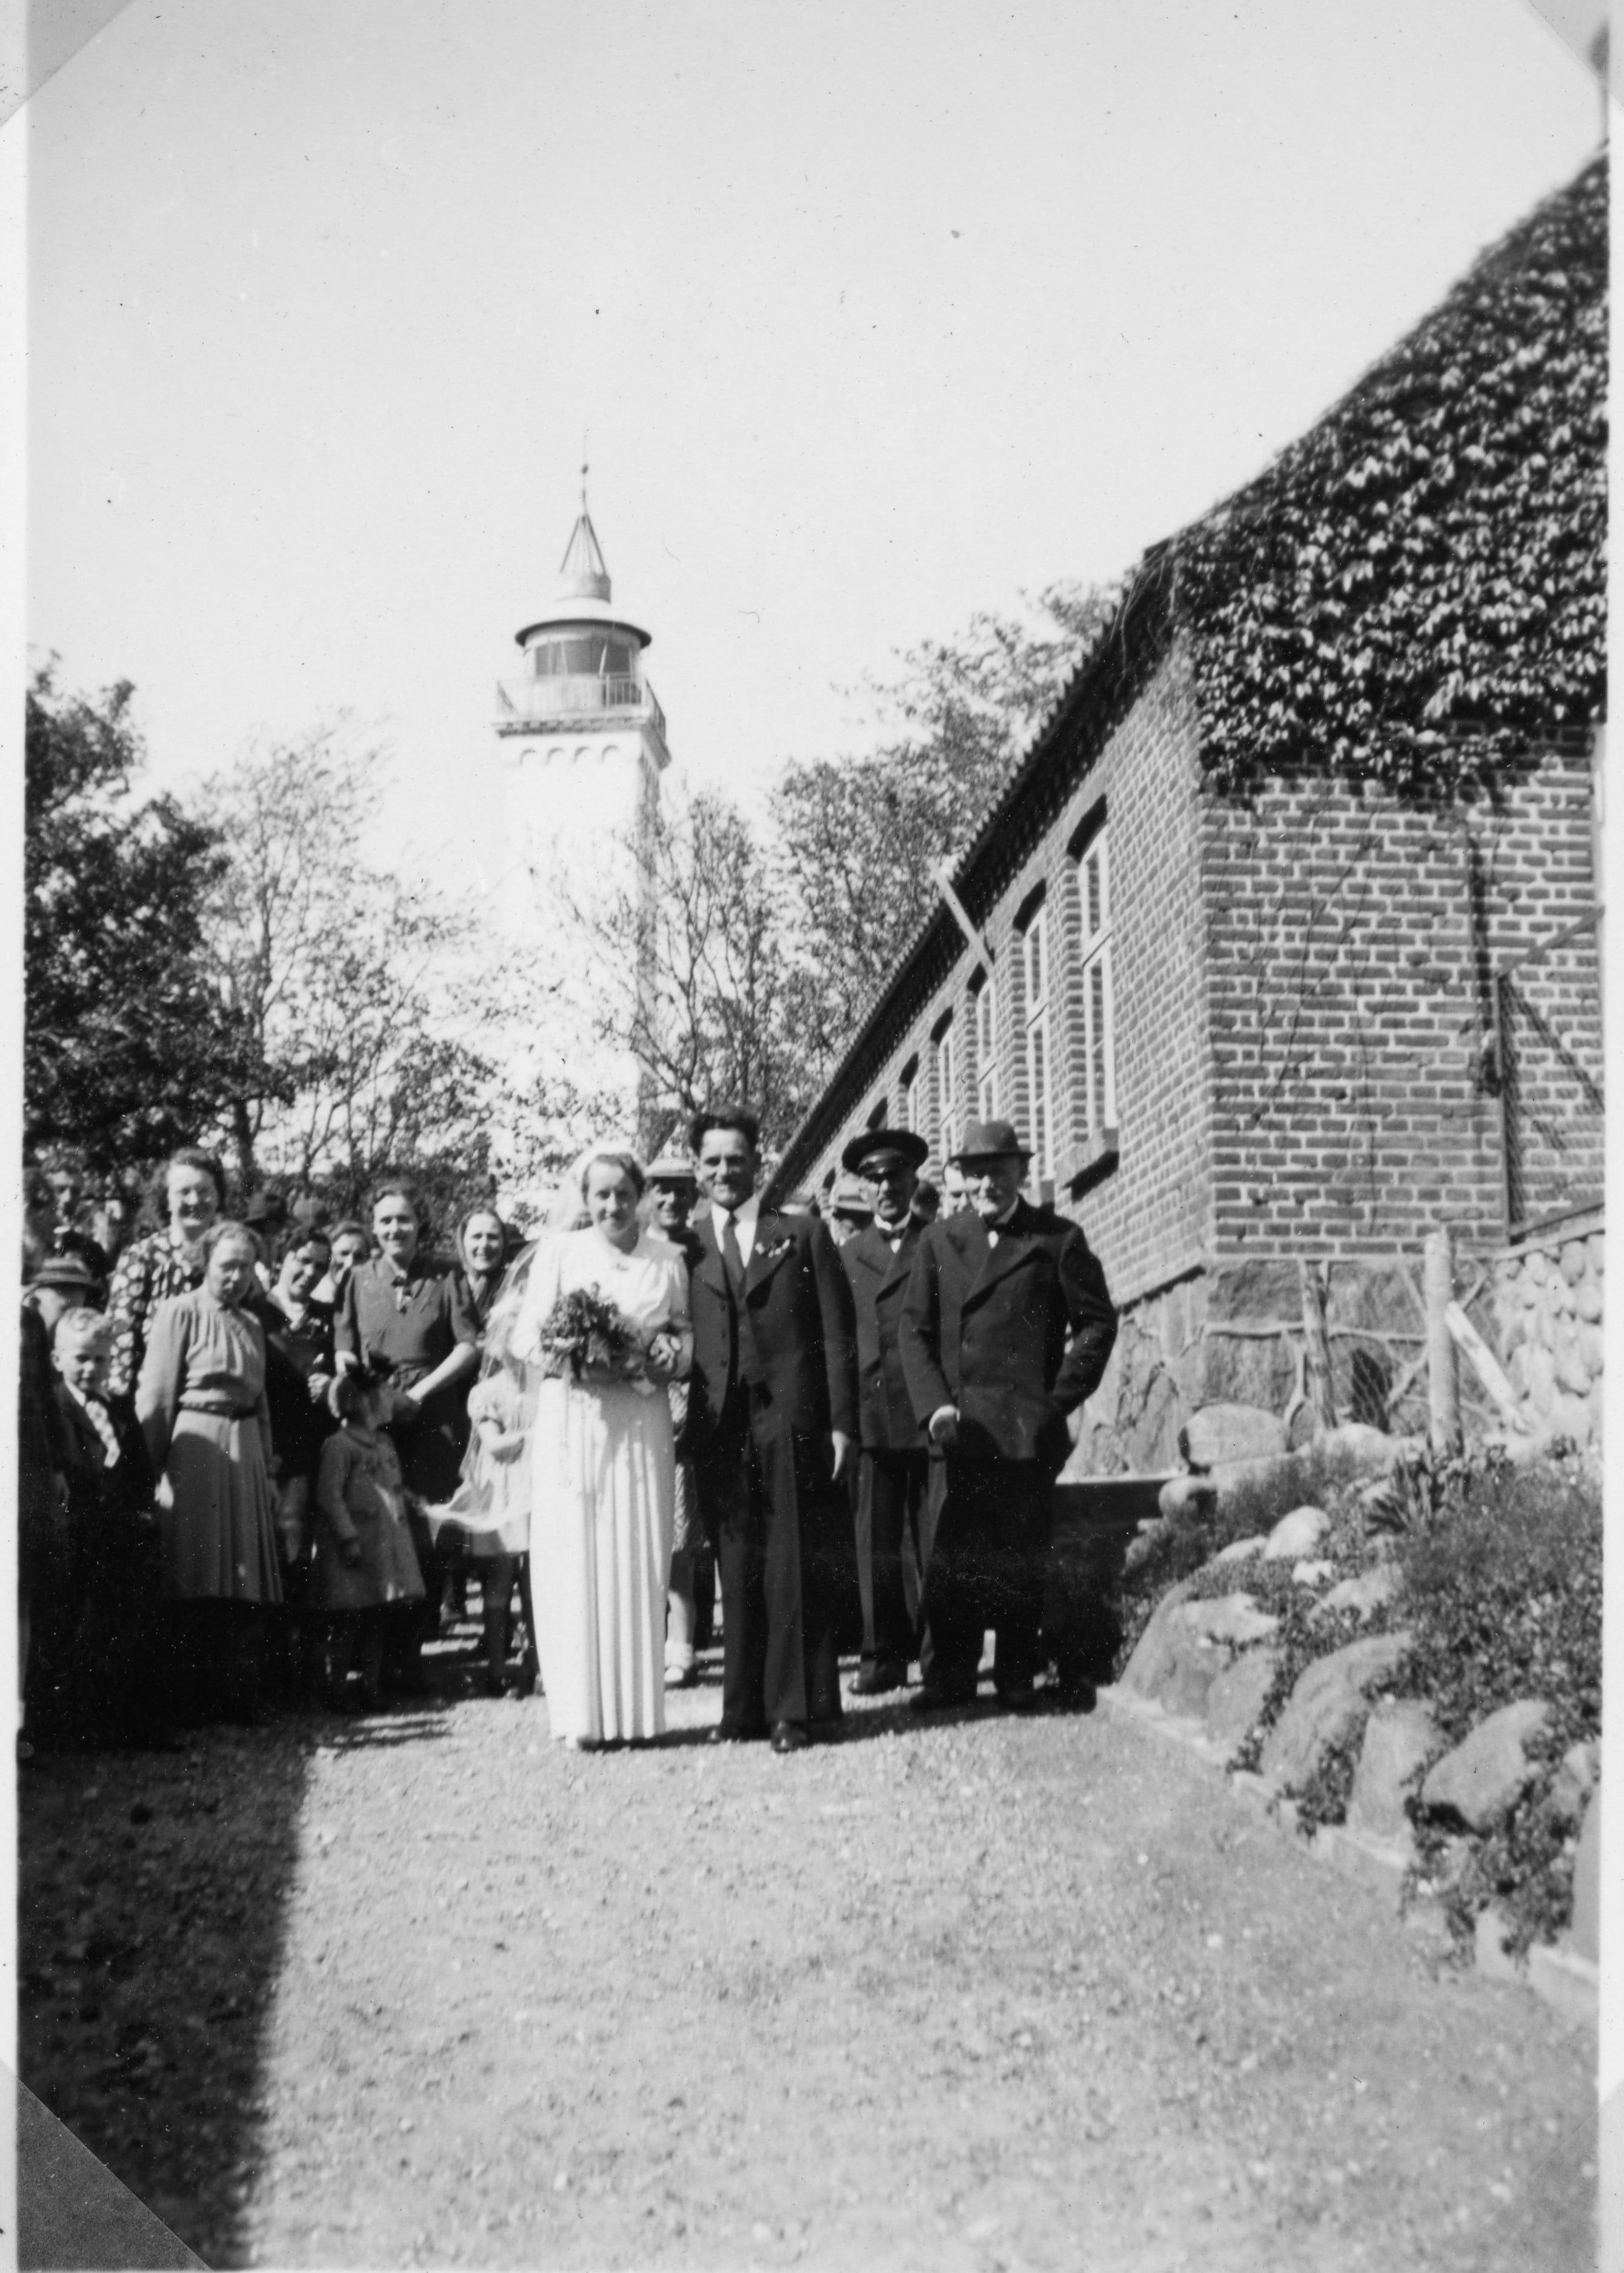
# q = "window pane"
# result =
<box><xmin>1089</xmin><ymin>960</ymin><xmax>1107</xmax><ymax>1133</ymax></box>
<box><xmin>1085</xmin><ymin>852</ymin><xmax>1102</xmax><ymax>942</ymax></box>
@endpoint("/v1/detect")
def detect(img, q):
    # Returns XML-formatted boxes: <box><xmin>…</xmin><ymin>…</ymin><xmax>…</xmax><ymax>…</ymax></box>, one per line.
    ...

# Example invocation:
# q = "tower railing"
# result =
<box><xmin>495</xmin><ymin>673</ymin><xmax>665</xmax><ymax>739</ymax></box>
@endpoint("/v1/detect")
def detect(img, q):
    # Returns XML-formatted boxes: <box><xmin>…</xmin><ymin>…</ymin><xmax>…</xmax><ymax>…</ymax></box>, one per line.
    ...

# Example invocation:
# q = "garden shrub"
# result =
<box><xmin>1394</xmin><ymin>1446</ymin><xmax>1602</xmax><ymax>1955</ymax></box>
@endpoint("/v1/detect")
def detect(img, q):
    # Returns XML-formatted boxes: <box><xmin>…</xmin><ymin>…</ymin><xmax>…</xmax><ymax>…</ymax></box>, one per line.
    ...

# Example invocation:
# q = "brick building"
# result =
<box><xmin>771</xmin><ymin>155</ymin><xmax>1606</xmax><ymax>1474</ymax></box>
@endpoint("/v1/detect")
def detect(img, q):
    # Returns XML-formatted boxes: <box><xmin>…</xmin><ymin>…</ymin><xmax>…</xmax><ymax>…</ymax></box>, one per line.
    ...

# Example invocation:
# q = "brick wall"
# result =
<box><xmin>1198</xmin><ymin>740</ymin><xmax>1601</xmax><ymax>1262</ymax></box>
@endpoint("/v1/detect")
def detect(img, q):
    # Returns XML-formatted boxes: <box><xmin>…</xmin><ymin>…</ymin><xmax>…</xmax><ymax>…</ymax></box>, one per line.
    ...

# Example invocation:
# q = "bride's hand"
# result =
<box><xmin>644</xmin><ymin>1332</ymin><xmax>680</xmax><ymax>1382</ymax></box>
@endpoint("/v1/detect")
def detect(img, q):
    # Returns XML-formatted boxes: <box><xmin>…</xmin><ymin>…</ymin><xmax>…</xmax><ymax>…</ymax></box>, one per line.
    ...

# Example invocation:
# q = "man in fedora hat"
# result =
<box><xmin>839</xmin><ymin>1125</ymin><xmax>932</xmax><ymax>1697</ymax></box>
<box><xmin>899</xmin><ymin>1117</ymin><xmax>1116</xmax><ymax>1711</ymax></box>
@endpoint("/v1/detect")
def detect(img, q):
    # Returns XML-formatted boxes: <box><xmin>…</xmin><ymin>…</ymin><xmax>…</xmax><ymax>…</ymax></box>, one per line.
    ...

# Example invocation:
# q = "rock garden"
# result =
<box><xmin>1108</xmin><ymin>1418</ymin><xmax>1603</xmax><ymax>2004</ymax></box>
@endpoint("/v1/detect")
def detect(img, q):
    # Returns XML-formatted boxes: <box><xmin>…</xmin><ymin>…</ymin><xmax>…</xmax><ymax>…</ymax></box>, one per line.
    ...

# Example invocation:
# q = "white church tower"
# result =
<box><xmin>494</xmin><ymin>483</ymin><xmax>670</xmax><ymax>1145</ymax></box>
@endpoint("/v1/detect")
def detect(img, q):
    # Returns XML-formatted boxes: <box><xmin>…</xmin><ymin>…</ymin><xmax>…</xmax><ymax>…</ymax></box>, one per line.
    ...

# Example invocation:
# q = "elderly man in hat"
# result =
<box><xmin>899</xmin><ymin>1117</ymin><xmax>1116</xmax><ymax>1711</ymax></box>
<box><xmin>839</xmin><ymin>1125</ymin><xmax>932</xmax><ymax>1697</ymax></box>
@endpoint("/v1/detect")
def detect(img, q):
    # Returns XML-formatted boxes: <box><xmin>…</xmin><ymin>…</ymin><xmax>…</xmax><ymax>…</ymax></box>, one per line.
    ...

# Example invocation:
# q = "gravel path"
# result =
<box><xmin>21</xmin><ymin>1643</ymin><xmax>1597</xmax><ymax>2271</ymax></box>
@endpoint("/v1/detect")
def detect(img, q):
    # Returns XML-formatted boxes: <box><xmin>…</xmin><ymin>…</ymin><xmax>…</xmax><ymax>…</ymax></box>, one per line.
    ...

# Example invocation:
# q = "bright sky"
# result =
<box><xmin>25</xmin><ymin>0</ymin><xmax>1602</xmax><ymax>887</ymax></box>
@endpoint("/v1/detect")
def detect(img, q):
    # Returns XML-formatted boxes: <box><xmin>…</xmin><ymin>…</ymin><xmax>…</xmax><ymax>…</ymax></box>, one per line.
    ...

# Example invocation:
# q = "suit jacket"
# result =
<box><xmin>52</xmin><ymin>1379</ymin><xmax>155</xmax><ymax>1528</ymax></box>
<box><xmin>687</xmin><ymin>1205</ymin><xmax>858</xmax><ymax>1451</ymax></box>
<box><xmin>898</xmin><ymin>1198</ymin><xmax>1117</xmax><ymax>1471</ymax></box>
<box><xmin>840</xmin><ymin>1219</ymin><xmax>928</xmax><ymax>1453</ymax></box>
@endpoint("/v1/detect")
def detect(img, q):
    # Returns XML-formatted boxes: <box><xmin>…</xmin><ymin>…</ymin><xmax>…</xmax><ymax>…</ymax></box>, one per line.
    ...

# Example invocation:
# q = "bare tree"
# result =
<box><xmin>195</xmin><ymin>725</ymin><xmax>585</xmax><ymax>1212</ymax></box>
<box><xmin>563</xmin><ymin>785</ymin><xmax>812</xmax><ymax>1157</ymax></box>
<box><xmin>772</xmin><ymin>581</ymin><xmax>1119</xmax><ymax>1064</ymax></box>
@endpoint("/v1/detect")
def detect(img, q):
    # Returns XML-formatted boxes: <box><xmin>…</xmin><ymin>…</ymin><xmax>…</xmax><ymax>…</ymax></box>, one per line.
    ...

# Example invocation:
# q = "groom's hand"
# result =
<box><xmin>830</xmin><ymin>1429</ymin><xmax>853</xmax><ymax>1483</ymax></box>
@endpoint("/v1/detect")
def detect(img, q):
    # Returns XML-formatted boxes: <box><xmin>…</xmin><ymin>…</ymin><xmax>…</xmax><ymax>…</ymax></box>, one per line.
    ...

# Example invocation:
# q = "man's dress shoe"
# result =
<box><xmin>770</xmin><ymin>1720</ymin><xmax>811</xmax><ymax>1753</ymax></box>
<box><xmin>910</xmin><ymin>1679</ymin><xmax>977</xmax><ymax>1712</ymax></box>
<box><xmin>708</xmin><ymin>1720</ymin><xmax>768</xmax><ymax>1745</ymax></box>
<box><xmin>848</xmin><ymin>1660</ymin><xmax>908</xmax><ymax>1697</ymax></box>
<box><xmin>996</xmin><ymin>1679</ymin><xmax>1039</xmax><ymax>1714</ymax></box>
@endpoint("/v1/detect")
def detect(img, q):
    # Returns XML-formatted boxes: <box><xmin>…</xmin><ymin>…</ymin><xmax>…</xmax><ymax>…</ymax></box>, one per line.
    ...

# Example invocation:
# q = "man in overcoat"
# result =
<box><xmin>838</xmin><ymin>1125</ymin><xmax>931</xmax><ymax>1698</ymax></box>
<box><xmin>686</xmin><ymin>1107</ymin><xmax>859</xmax><ymax>1752</ymax></box>
<box><xmin>899</xmin><ymin>1117</ymin><xmax>1117</xmax><ymax>1711</ymax></box>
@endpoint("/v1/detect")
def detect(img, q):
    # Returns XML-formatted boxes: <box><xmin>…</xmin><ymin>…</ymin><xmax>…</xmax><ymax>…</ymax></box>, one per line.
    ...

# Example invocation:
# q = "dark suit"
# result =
<box><xmin>841</xmin><ymin>1219</ymin><xmax>928</xmax><ymax>1675</ymax></box>
<box><xmin>898</xmin><ymin>1199</ymin><xmax>1117</xmax><ymax>1692</ymax></box>
<box><xmin>50</xmin><ymin>1382</ymin><xmax>160</xmax><ymax>1728</ymax></box>
<box><xmin>688</xmin><ymin>1205</ymin><xmax>859</xmax><ymax>1732</ymax></box>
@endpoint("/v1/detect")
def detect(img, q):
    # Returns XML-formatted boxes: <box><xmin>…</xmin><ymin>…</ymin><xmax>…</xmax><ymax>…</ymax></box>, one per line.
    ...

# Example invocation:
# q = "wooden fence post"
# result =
<box><xmin>1299</xmin><ymin>1258</ymin><xmax>1337</xmax><ymax>1436</ymax></box>
<box><xmin>1425</xmin><ymin>1227</ymin><xmax>1461</xmax><ymax>1456</ymax></box>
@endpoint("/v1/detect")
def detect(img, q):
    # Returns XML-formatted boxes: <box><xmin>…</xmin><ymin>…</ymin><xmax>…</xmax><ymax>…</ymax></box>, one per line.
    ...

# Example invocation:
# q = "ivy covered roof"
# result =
<box><xmin>1179</xmin><ymin>151</ymin><xmax>1607</xmax><ymax>796</ymax></box>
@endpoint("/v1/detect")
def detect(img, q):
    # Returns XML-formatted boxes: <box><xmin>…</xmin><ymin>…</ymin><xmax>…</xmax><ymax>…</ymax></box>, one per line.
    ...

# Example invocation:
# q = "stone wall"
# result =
<box><xmin>1067</xmin><ymin>1244</ymin><xmax>1528</xmax><ymax>1479</ymax></box>
<box><xmin>1489</xmin><ymin>1211</ymin><xmax>1604</xmax><ymax>1449</ymax></box>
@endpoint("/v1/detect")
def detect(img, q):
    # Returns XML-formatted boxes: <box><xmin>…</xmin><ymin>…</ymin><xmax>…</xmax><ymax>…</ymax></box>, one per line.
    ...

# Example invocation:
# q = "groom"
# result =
<box><xmin>685</xmin><ymin>1107</ymin><xmax>859</xmax><ymax>1753</ymax></box>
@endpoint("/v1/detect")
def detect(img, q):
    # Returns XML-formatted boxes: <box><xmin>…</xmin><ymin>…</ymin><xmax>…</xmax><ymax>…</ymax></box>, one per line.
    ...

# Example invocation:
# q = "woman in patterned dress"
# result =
<box><xmin>105</xmin><ymin>1146</ymin><xmax>228</xmax><ymax>1399</ymax></box>
<box><xmin>136</xmin><ymin>1221</ymin><xmax>282</xmax><ymax>1720</ymax></box>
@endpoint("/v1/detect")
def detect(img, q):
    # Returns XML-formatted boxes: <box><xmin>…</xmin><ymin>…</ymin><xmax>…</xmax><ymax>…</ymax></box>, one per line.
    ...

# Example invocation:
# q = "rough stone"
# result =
<box><xmin>1577</xmin><ymin>1280</ymin><xmax>1603</xmax><ymax>1322</ymax></box>
<box><xmin>1548</xmin><ymin>1391</ymin><xmax>1597</xmax><ymax>1447</ymax></box>
<box><xmin>1261</xmin><ymin>1505</ymin><xmax>1330</xmax><ymax>1562</ymax></box>
<box><xmin>1203</xmin><ymin>1648</ymin><xmax>1279</xmax><ymax>1752</ymax></box>
<box><xmin>1319</xmin><ymin>1420</ymin><xmax>1406</xmax><ymax>1473</ymax></box>
<box><xmin>1323</xmin><ymin>1264</ymin><xmax>1422</xmax><ymax>1334</ymax></box>
<box><xmin>1560</xmin><ymin>1240</ymin><xmax>1588</xmax><ymax>1285</ymax></box>
<box><xmin>1183</xmin><ymin>1595</ymin><xmax>1280</xmax><ymax>1651</ymax></box>
<box><xmin>1586</xmin><ymin>1231</ymin><xmax>1605</xmax><ymax>1277</ymax></box>
<box><xmin>1312</xmin><ymin>1564</ymin><xmax>1402</xmax><ymax>1624</ymax></box>
<box><xmin>1420</xmin><ymin>1699</ymin><xmax>1552</xmax><ymax>1834</ymax></box>
<box><xmin>1259</xmin><ymin>1631</ymin><xmax>1413</xmax><ymax>1794</ymax></box>
<box><xmin>1213</xmin><ymin>1536</ymin><xmax>1266</xmax><ymax>1565</ymax></box>
<box><xmin>1524</xmin><ymin>1344</ymin><xmax>1557</xmax><ymax>1409</ymax></box>
<box><xmin>1523</xmin><ymin>1248</ymin><xmax>1551</xmax><ymax>1286</ymax></box>
<box><xmin>1123</xmin><ymin>1369</ymin><xmax>1183</xmax><ymax>1473</ymax></box>
<box><xmin>1570</xmin><ymin>1780</ymin><xmax>1602</xmax><ymax>1963</ymax></box>
<box><xmin>1206</xmin><ymin>1259</ymin><xmax>1300</xmax><ymax>1326</ymax></box>
<box><xmin>1116</xmin><ymin>1581</ymin><xmax>1198</xmax><ymax>1700</ymax></box>
<box><xmin>1291</xmin><ymin>1559</ymin><xmax>1336</xmax><ymax>1587</ymax></box>
<box><xmin>1346</xmin><ymin>1698</ymin><xmax>1439</xmax><ymax>1848</ymax></box>
<box><xmin>1551</xmin><ymin>1320</ymin><xmax>1588</xmax><ymax>1396</ymax></box>
<box><xmin>1578</xmin><ymin>1323</ymin><xmax>1604</xmax><ymax>1376</ymax></box>
<box><xmin>1194</xmin><ymin>1333</ymin><xmax>1297</xmax><ymax>1414</ymax></box>
<box><xmin>1548</xmin><ymin>1742</ymin><xmax>1599</xmax><ymax>1828</ymax></box>
<box><xmin>1182</xmin><ymin>1402</ymin><xmax>1288</xmax><ymax>1469</ymax></box>
<box><xmin>1157</xmin><ymin>1473</ymin><xmax>1219</xmax><ymax>1524</ymax></box>
<box><xmin>1118</xmin><ymin>1589</ymin><xmax>1279</xmax><ymax>1722</ymax></box>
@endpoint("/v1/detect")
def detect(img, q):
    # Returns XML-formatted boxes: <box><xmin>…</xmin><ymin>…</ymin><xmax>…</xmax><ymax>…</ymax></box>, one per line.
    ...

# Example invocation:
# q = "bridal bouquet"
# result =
<box><xmin>533</xmin><ymin>1286</ymin><xmax>642</xmax><ymax>1385</ymax></box>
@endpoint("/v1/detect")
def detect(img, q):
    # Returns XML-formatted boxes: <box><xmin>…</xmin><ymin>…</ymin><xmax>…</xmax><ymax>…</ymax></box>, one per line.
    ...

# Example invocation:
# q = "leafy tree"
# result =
<box><xmin>562</xmin><ymin>784</ymin><xmax>812</xmax><ymax>1158</ymax></box>
<box><xmin>194</xmin><ymin>727</ymin><xmax>585</xmax><ymax>1222</ymax></box>
<box><xmin>771</xmin><ymin>581</ymin><xmax>1117</xmax><ymax>1066</ymax></box>
<box><xmin>24</xmin><ymin>662</ymin><xmax>236</xmax><ymax>1170</ymax></box>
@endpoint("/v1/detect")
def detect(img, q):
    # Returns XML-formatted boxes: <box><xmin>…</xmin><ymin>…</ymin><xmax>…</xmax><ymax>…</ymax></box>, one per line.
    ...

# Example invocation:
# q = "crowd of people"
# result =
<box><xmin>18</xmin><ymin>1109</ymin><xmax>1119</xmax><ymax>1758</ymax></box>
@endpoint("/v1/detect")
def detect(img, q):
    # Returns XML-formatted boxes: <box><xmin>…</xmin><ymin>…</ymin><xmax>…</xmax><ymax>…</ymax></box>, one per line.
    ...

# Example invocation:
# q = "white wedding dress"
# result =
<box><xmin>511</xmin><ymin>1226</ymin><xmax>691</xmax><ymax>1745</ymax></box>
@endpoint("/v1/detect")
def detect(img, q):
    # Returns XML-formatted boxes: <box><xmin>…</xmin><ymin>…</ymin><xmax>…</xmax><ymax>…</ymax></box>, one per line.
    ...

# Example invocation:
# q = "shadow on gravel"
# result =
<box><xmin>18</xmin><ymin>1692</ymin><xmax>448</xmax><ymax>2267</ymax></box>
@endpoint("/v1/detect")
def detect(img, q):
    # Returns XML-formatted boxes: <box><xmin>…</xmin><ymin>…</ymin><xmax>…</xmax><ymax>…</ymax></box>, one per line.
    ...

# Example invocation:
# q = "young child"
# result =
<box><xmin>461</xmin><ymin>1364</ymin><xmax>539</xmax><ymax>1696</ymax></box>
<box><xmin>48</xmin><ymin>1306</ymin><xmax>160</xmax><ymax>1739</ymax></box>
<box><xmin>313</xmin><ymin>1361</ymin><xmax>425</xmax><ymax>1711</ymax></box>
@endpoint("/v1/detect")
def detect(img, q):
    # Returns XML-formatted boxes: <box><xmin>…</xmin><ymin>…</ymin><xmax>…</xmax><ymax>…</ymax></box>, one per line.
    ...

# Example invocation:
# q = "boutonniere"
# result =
<box><xmin>763</xmin><ymin>1237</ymin><xmax>795</xmax><ymax>1263</ymax></box>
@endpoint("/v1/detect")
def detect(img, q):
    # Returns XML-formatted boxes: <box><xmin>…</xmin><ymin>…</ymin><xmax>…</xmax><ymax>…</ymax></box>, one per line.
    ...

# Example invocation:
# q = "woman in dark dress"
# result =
<box><xmin>254</xmin><ymin>1226</ymin><xmax>338</xmax><ymax>1703</ymax></box>
<box><xmin>334</xmin><ymin>1180</ymin><xmax>479</xmax><ymax>1686</ymax></box>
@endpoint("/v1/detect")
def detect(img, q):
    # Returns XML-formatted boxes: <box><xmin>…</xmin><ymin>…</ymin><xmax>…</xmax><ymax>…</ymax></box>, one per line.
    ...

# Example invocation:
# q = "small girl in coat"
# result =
<box><xmin>313</xmin><ymin>1362</ymin><xmax>424</xmax><ymax>1711</ymax></box>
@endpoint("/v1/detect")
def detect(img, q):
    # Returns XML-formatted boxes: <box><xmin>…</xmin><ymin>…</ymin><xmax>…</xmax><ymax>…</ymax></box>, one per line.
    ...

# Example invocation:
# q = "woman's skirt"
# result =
<box><xmin>159</xmin><ymin>1411</ymin><xmax>283</xmax><ymax>1604</ymax></box>
<box><xmin>529</xmin><ymin>1374</ymin><xmax>674</xmax><ymax>1744</ymax></box>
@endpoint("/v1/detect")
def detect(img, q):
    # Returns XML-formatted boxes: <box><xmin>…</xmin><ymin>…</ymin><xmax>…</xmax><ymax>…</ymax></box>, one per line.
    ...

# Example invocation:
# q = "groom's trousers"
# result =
<box><xmin>696</xmin><ymin>1391</ymin><xmax>844</xmax><ymax>1733</ymax></box>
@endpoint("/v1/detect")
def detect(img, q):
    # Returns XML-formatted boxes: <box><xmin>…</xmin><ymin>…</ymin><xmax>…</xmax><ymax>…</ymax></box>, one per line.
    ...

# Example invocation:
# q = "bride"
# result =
<box><xmin>510</xmin><ymin>1147</ymin><xmax>691</xmax><ymax>1747</ymax></box>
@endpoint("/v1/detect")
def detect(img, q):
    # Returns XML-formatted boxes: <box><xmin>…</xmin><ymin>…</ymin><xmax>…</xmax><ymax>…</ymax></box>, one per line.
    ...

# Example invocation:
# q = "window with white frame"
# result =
<box><xmin>1077</xmin><ymin>826</ymin><xmax>1116</xmax><ymax>1142</ymax></box>
<box><xmin>934</xmin><ymin>1017</ymin><xmax>957</xmax><ymax>1160</ymax></box>
<box><xmin>1020</xmin><ymin>901</ymin><xmax>1054</xmax><ymax>1179</ymax></box>
<box><xmin>972</xmin><ymin>975</ymin><xmax>997</xmax><ymax>1121</ymax></box>
<box><xmin>899</xmin><ymin>1059</ymin><xmax>919</xmax><ymax>1135</ymax></box>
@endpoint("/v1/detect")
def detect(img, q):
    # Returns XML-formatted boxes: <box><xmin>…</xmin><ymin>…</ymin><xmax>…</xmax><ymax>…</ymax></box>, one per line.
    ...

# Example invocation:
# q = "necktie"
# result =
<box><xmin>719</xmin><ymin>1210</ymin><xmax>745</xmax><ymax>1296</ymax></box>
<box><xmin>79</xmin><ymin>1393</ymin><xmax>121</xmax><ymax>1469</ymax></box>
